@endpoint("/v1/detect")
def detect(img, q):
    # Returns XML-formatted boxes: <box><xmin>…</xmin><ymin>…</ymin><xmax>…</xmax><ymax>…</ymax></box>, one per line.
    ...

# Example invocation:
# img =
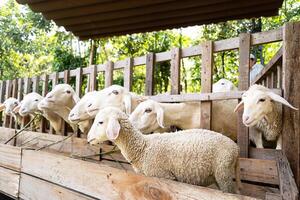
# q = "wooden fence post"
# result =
<box><xmin>32</xmin><ymin>77</ymin><xmax>39</xmax><ymax>93</ymax></box>
<box><xmin>4</xmin><ymin>80</ymin><xmax>12</xmax><ymax>127</ymax></box>
<box><xmin>21</xmin><ymin>78</ymin><xmax>31</xmax><ymax>128</ymax></box>
<box><xmin>49</xmin><ymin>72</ymin><xmax>58</xmax><ymax>135</ymax></box>
<box><xmin>0</xmin><ymin>81</ymin><xmax>6</xmax><ymax>126</ymax></box>
<box><xmin>62</xmin><ymin>70</ymin><xmax>70</xmax><ymax>136</ymax></box>
<box><xmin>75</xmin><ymin>67</ymin><xmax>83</xmax><ymax>98</ymax></box>
<box><xmin>282</xmin><ymin>21</ymin><xmax>300</xmax><ymax>187</ymax></box>
<box><xmin>170</xmin><ymin>48</ymin><xmax>181</xmax><ymax>95</ymax></box>
<box><xmin>105</xmin><ymin>61</ymin><xmax>113</xmax><ymax>88</ymax></box>
<box><xmin>40</xmin><ymin>74</ymin><xmax>49</xmax><ymax>133</ymax></box>
<box><xmin>10</xmin><ymin>79</ymin><xmax>18</xmax><ymax>128</ymax></box>
<box><xmin>145</xmin><ymin>53</ymin><xmax>155</xmax><ymax>95</ymax></box>
<box><xmin>124</xmin><ymin>57</ymin><xmax>133</xmax><ymax>91</ymax></box>
<box><xmin>200</xmin><ymin>41</ymin><xmax>213</xmax><ymax>130</ymax></box>
<box><xmin>89</xmin><ymin>65</ymin><xmax>97</xmax><ymax>92</ymax></box>
<box><xmin>238</xmin><ymin>33</ymin><xmax>251</xmax><ymax>158</ymax></box>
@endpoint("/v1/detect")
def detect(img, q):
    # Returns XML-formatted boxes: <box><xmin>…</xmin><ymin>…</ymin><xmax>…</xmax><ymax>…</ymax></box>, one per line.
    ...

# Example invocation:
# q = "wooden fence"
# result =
<box><xmin>1</xmin><ymin>22</ymin><xmax>300</xmax><ymax>185</ymax></box>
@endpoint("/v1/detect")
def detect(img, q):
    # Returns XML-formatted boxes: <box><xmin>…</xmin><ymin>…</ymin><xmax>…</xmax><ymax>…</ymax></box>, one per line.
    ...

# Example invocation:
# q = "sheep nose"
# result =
<box><xmin>47</xmin><ymin>95</ymin><xmax>53</xmax><ymax>99</ymax></box>
<box><xmin>243</xmin><ymin>115</ymin><xmax>250</xmax><ymax>123</ymax></box>
<box><xmin>69</xmin><ymin>113</ymin><xmax>74</xmax><ymax>117</ymax></box>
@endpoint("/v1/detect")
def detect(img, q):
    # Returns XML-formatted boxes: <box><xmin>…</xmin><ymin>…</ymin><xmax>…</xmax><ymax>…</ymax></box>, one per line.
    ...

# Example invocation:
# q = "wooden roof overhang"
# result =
<box><xmin>17</xmin><ymin>0</ymin><xmax>284</xmax><ymax>40</ymax></box>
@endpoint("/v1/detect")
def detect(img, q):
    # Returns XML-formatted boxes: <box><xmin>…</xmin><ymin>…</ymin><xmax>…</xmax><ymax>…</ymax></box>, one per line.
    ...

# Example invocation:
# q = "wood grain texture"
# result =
<box><xmin>21</xmin><ymin>150</ymin><xmax>256</xmax><ymax>200</ymax></box>
<box><xmin>145</xmin><ymin>53</ymin><xmax>155</xmax><ymax>95</ymax></box>
<box><xmin>170</xmin><ymin>47</ymin><xmax>181</xmax><ymax>94</ymax></box>
<box><xmin>238</xmin><ymin>33</ymin><xmax>250</xmax><ymax>158</ymax></box>
<box><xmin>200</xmin><ymin>41</ymin><xmax>213</xmax><ymax>129</ymax></box>
<box><xmin>123</xmin><ymin>57</ymin><xmax>133</xmax><ymax>91</ymax></box>
<box><xmin>19</xmin><ymin>174</ymin><xmax>94</xmax><ymax>200</ymax></box>
<box><xmin>0</xmin><ymin>144</ymin><xmax>21</xmax><ymax>171</ymax></box>
<box><xmin>105</xmin><ymin>61</ymin><xmax>113</xmax><ymax>87</ymax></box>
<box><xmin>0</xmin><ymin>167</ymin><xmax>20</xmax><ymax>198</ymax></box>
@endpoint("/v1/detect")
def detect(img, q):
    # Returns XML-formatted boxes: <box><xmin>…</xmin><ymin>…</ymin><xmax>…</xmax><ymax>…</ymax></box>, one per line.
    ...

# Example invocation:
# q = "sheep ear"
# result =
<box><xmin>234</xmin><ymin>101</ymin><xmax>244</xmax><ymax>112</ymax></box>
<box><xmin>123</xmin><ymin>94</ymin><xmax>132</xmax><ymax>115</ymax></box>
<box><xmin>156</xmin><ymin>107</ymin><xmax>165</xmax><ymax>128</ymax></box>
<box><xmin>106</xmin><ymin>118</ymin><xmax>121</xmax><ymax>140</ymax></box>
<box><xmin>13</xmin><ymin>105</ymin><xmax>21</xmax><ymax>113</ymax></box>
<box><xmin>0</xmin><ymin>104</ymin><xmax>5</xmax><ymax>112</ymax></box>
<box><xmin>267</xmin><ymin>92</ymin><xmax>298</xmax><ymax>110</ymax></box>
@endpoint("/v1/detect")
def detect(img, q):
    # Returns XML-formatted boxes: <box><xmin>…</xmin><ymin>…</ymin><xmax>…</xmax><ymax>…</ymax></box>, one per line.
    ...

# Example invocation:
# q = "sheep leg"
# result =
<box><xmin>215</xmin><ymin>165</ymin><xmax>235</xmax><ymax>193</ymax></box>
<box><xmin>276</xmin><ymin>135</ymin><xmax>282</xmax><ymax>150</ymax></box>
<box><xmin>250</xmin><ymin>131</ymin><xmax>263</xmax><ymax>148</ymax></box>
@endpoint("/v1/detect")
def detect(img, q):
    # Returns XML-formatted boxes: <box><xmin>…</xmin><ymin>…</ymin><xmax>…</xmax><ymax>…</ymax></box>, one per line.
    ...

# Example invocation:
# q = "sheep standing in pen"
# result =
<box><xmin>129</xmin><ymin>79</ymin><xmax>237</xmax><ymax>140</ymax></box>
<box><xmin>0</xmin><ymin>97</ymin><xmax>22</xmax><ymax>124</ymax></box>
<box><xmin>38</xmin><ymin>84</ymin><xmax>92</xmax><ymax>134</ymax></box>
<box><xmin>68</xmin><ymin>85</ymin><xmax>147</xmax><ymax>123</ymax></box>
<box><xmin>234</xmin><ymin>84</ymin><xmax>298</xmax><ymax>149</ymax></box>
<box><xmin>87</xmin><ymin>107</ymin><xmax>241</xmax><ymax>194</ymax></box>
<box><xmin>13</xmin><ymin>92</ymin><xmax>63</xmax><ymax>134</ymax></box>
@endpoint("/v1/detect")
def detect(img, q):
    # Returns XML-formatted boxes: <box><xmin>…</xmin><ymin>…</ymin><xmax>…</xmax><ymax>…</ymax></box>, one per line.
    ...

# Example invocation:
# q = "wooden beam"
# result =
<box><xmin>0</xmin><ymin>167</ymin><xmax>20</xmax><ymax>198</ymax></box>
<box><xmin>105</xmin><ymin>61</ymin><xmax>113</xmax><ymax>88</ymax></box>
<box><xmin>200</xmin><ymin>41</ymin><xmax>213</xmax><ymax>130</ymax></box>
<box><xmin>89</xmin><ymin>65</ymin><xmax>97</xmax><ymax>91</ymax></box>
<box><xmin>237</xmin><ymin>33</ymin><xmax>250</xmax><ymax>158</ymax></box>
<box><xmin>145</xmin><ymin>53</ymin><xmax>155</xmax><ymax>95</ymax></box>
<box><xmin>276</xmin><ymin>151</ymin><xmax>299</xmax><ymax>200</ymax></box>
<box><xmin>282</xmin><ymin>21</ymin><xmax>300</xmax><ymax>187</ymax></box>
<box><xmin>75</xmin><ymin>67</ymin><xmax>83</xmax><ymax>98</ymax></box>
<box><xmin>124</xmin><ymin>57</ymin><xmax>133</xmax><ymax>91</ymax></box>
<box><xmin>0</xmin><ymin>144</ymin><xmax>21</xmax><ymax>171</ymax></box>
<box><xmin>170</xmin><ymin>48</ymin><xmax>181</xmax><ymax>94</ymax></box>
<box><xmin>4</xmin><ymin>80</ymin><xmax>12</xmax><ymax>128</ymax></box>
<box><xmin>32</xmin><ymin>76</ymin><xmax>40</xmax><ymax>93</ymax></box>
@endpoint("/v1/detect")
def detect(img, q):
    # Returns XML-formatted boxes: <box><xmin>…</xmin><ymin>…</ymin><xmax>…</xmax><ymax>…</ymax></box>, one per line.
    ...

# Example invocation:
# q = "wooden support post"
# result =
<box><xmin>21</xmin><ymin>78</ymin><xmax>31</xmax><ymax>128</ymax></box>
<box><xmin>63</xmin><ymin>70</ymin><xmax>70</xmax><ymax>84</ymax></box>
<box><xmin>277</xmin><ymin>65</ymin><xmax>282</xmax><ymax>88</ymax></box>
<box><xmin>200</xmin><ymin>41</ymin><xmax>213</xmax><ymax>130</ymax></box>
<box><xmin>238</xmin><ymin>33</ymin><xmax>250</xmax><ymax>158</ymax></box>
<box><xmin>0</xmin><ymin>81</ymin><xmax>5</xmax><ymax>126</ymax></box>
<box><xmin>17</xmin><ymin>79</ymin><xmax>23</xmax><ymax>102</ymax></box>
<box><xmin>105</xmin><ymin>61</ymin><xmax>113</xmax><ymax>88</ymax></box>
<box><xmin>52</xmin><ymin>72</ymin><xmax>59</xmax><ymax>87</ymax></box>
<box><xmin>145</xmin><ymin>53</ymin><xmax>155</xmax><ymax>95</ymax></box>
<box><xmin>124</xmin><ymin>57</ymin><xmax>133</xmax><ymax>91</ymax></box>
<box><xmin>32</xmin><ymin>77</ymin><xmax>40</xmax><ymax>93</ymax></box>
<box><xmin>170</xmin><ymin>48</ymin><xmax>181</xmax><ymax>94</ymax></box>
<box><xmin>282</xmin><ymin>22</ymin><xmax>300</xmax><ymax>187</ymax></box>
<box><xmin>75</xmin><ymin>67</ymin><xmax>82</xmax><ymax>98</ymax></box>
<box><xmin>10</xmin><ymin>79</ymin><xmax>18</xmax><ymax>128</ymax></box>
<box><xmin>89</xmin><ymin>65</ymin><xmax>97</xmax><ymax>91</ymax></box>
<box><xmin>4</xmin><ymin>80</ymin><xmax>12</xmax><ymax>128</ymax></box>
<box><xmin>40</xmin><ymin>74</ymin><xmax>49</xmax><ymax>133</ymax></box>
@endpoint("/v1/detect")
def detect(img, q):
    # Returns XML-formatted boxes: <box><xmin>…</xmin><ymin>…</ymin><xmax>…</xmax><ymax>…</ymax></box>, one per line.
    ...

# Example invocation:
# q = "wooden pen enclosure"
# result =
<box><xmin>0</xmin><ymin>21</ymin><xmax>299</xmax><ymax>199</ymax></box>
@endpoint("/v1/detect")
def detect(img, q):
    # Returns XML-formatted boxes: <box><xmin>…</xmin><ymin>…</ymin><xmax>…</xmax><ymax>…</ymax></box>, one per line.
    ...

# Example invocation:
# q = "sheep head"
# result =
<box><xmin>129</xmin><ymin>99</ymin><xmax>164</xmax><ymax>134</ymax></box>
<box><xmin>234</xmin><ymin>84</ymin><xmax>298</xmax><ymax>127</ymax></box>
<box><xmin>213</xmin><ymin>79</ymin><xmax>237</xmax><ymax>92</ymax></box>
<box><xmin>38</xmin><ymin>84</ymin><xmax>79</xmax><ymax>110</ymax></box>
<box><xmin>17</xmin><ymin>92</ymin><xmax>43</xmax><ymax>116</ymax></box>
<box><xmin>87</xmin><ymin>107</ymin><xmax>126</xmax><ymax>145</ymax></box>
<box><xmin>0</xmin><ymin>98</ymin><xmax>20</xmax><ymax>116</ymax></box>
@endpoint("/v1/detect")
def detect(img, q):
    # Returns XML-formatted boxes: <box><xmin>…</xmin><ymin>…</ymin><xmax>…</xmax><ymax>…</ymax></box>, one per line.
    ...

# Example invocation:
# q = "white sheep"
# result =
<box><xmin>68</xmin><ymin>85</ymin><xmax>147</xmax><ymax>123</ymax></box>
<box><xmin>213</xmin><ymin>78</ymin><xmax>237</xmax><ymax>92</ymax></box>
<box><xmin>14</xmin><ymin>92</ymin><xmax>63</xmax><ymax>134</ymax></box>
<box><xmin>0</xmin><ymin>97</ymin><xmax>22</xmax><ymax>124</ymax></box>
<box><xmin>87</xmin><ymin>107</ymin><xmax>241</xmax><ymax>193</ymax></box>
<box><xmin>38</xmin><ymin>84</ymin><xmax>92</xmax><ymax>134</ymax></box>
<box><xmin>129</xmin><ymin>100</ymin><xmax>237</xmax><ymax>140</ymax></box>
<box><xmin>234</xmin><ymin>84</ymin><xmax>298</xmax><ymax>149</ymax></box>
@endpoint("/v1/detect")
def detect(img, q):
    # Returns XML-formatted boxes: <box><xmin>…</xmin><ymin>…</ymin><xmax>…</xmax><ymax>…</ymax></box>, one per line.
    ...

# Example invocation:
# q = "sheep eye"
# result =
<box><xmin>66</xmin><ymin>90</ymin><xmax>71</xmax><ymax>94</ymax></box>
<box><xmin>258</xmin><ymin>98</ymin><xmax>266</xmax><ymax>103</ymax></box>
<box><xmin>145</xmin><ymin>108</ymin><xmax>152</xmax><ymax>113</ymax></box>
<box><xmin>221</xmin><ymin>83</ymin><xmax>225</xmax><ymax>85</ymax></box>
<box><xmin>34</xmin><ymin>99</ymin><xmax>39</xmax><ymax>102</ymax></box>
<box><xmin>98</xmin><ymin>121</ymin><xmax>103</xmax><ymax>125</ymax></box>
<box><xmin>112</xmin><ymin>90</ymin><xmax>119</xmax><ymax>95</ymax></box>
<box><xmin>14</xmin><ymin>102</ymin><xmax>18</xmax><ymax>105</ymax></box>
<box><xmin>88</xmin><ymin>103</ymin><xmax>92</xmax><ymax>108</ymax></box>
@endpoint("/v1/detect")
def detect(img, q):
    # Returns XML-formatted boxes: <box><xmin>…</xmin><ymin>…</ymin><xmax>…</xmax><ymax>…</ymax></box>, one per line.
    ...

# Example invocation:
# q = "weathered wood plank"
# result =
<box><xmin>249</xmin><ymin>147</ymin><xmax>276</xmax><ymax>160</ymax></box>
<box><xmin>105</xmin><ymin>61</ymin><xmax>113</xmax><ymax>87</ymax></box>
<box><xmin>123</xmin><ymin>57</ymin><xmax>133</xmax><ymax>91</ymax></box>
<box><xmin>239</xmin><ymin>158</ymin><xmax>279</xmax><ymax>185</ymax></box>
<box><xmin>4</xmin><ymin>80</ymin><xmax>12</xmax><ymax>128</ymax></box>
<box><xmin>265</xmin><ymin>192</ymin><xmax>282</xmax><ymax>200</ymax></box>
<box><xmin>238</xmin><ymin>33</ymin><xmax>250</xmax><ymax>158</ymax></box>
<box><xmin>145</xmin><ymin>53</ymin><xmax>155</xmax><ymax>95</ymax></box>
<box><xmin>0</xmin><ymin>167</ymin><xmax>20</xmax><ymax>198</ymax></box>
<box><xmin>89</xmin><ymin>65</ymin><xmax>97</xmax><ymax>91</ymax></box>
<box><xmin>75</xmin><ymin>67</ymin><xmax>83</xmax><ymax>98</ymax></box>
<box><xmin>19</xmin><ymin>174</ymin><xmax>94</xmax><ymax>200</ymax></box>
<box><xmin>64</xmin><ymin>69</ymin><xmax>70</xmax><ymax>84</ymax></box>
<box><xmin>276</xmin><ymin>151</ymin><xmax>299</xmax><ymax>200</ymax></box>
<box><xmin>21</xmin><ymin>150</ymin><xmax>256</xmax><ymax>200</ymax></box>
<box><xmin>0</xmin><ymin>144</ymin><xmax>21</xmax><ymax>171</ymax></box>
<box><xmin>170</xmin><ymin>47</ymin><xmax>181</xmax><ymax>94</ymax></box>
<box><xmin>282</xmin><ymin>21</ymin><xmax>300</xmax><ymax>188</ymax></box>
<box><xmin>32</xmin><ymin>76</ymin><xmax>40</xmax><ymax>93</ymax></box>
<box><xmin>200</xmin><ymin>41</ymin><xmax>213</xmax><ymax>129</ymax></box>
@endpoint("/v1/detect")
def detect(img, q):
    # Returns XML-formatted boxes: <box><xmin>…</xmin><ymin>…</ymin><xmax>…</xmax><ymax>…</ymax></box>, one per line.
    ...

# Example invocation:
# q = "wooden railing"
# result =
<box><xmin>0</xmin><ymin>26</ymin><xmax>284</xmax><ymax>156</ymax></box>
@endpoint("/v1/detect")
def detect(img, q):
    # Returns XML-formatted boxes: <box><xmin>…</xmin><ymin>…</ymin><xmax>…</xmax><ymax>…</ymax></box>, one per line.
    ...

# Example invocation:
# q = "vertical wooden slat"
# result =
<box><xmin>266</xmin><ymin>74</ymin><xmax>272</xmax><ymax>88</ymax></box>
<box><xmin>64</xmin><ymin>70</ymin><xmax>70</xmax><ymax>84</ymax></box>
<box><xmin>238</xmin><ymin>33</ymin><xmax>251</xmax><ymax>158</ymax></box>
<box><xmin>32</xmin><ymin>77</ymin><xmax>40</xmax><ymax>93</ymax></box>
<box><xmin>277</xmin><ymin>65</ymin><xmax>282</xmax><ymax>88</ymax></box>
<box><xmin>9</xmin><ymin>79</ymin><xmax>18</xmax><ymax>128</ymax></box>
<box><xmin>17</xmin><ymin>79</ymin><xmax>23</xmax><ymax>101</ymax></box>
<box><xmin>124</xmin><ymin>57</ymin><xmax>133</xmax><ymax>91</ymax></box>
<box><xmin>105</xmin><ymin>61</ymin><xmax>113</xmax><ymax>88</ymax></box>
<box><xmin>40</xmin><ymin>74</ymin><xmax>49</xmax><ymax>133</ymax></box>
<box><xmin>52</xmin><ymin>72</ymin><xmax>59</xmax><ymax>87</ymax></box>
<box><xmin>145</xmin><ymin>53</ymin><xmax>155</xmax><ymax>95</ymax></box>
<box><xmin>282</xmin><ymin>22</ymin><xmax>300</xmax><ymax>187</ymax></box>
<box><xmin>21</xmin><ymin>78</ymin><xmax>31</xmax><ymax>128</ymax></box>
<box><xmin>271</xmin><ymin>71</ymin><xmax>276</xmax><ymax>89</ymax></box>
<box><xmin>200</xmin><ymin>41</ymin><xmax>213</xmax><ymax>130</ymax></box>
<box><xmin>89</xmin><ymin>65</ymin><xmax>97</xmax><ymax>91</ymax></box>
<box><xmin>170</xmin><ymin>48</ymin><xmax>181</xmax><ymax>94</ymax></box>
<box><xmin>63</xmin><ymin>70</ymin><xmax>70</xmax><ymax>136</ymax></box>
<box><xmin>4</xmin><ymin>80</ymin><xmax>12</xmax><ymax>128</ymax></box>
<box><xmin>75</xmin><ymin>67</ymin><xmax>83</xmax><ymax>98</ymax></box>
<box><xmin>0</xmin><ymin>81</ymin><xmax>6</xmax><ymax>126</ymax></box>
